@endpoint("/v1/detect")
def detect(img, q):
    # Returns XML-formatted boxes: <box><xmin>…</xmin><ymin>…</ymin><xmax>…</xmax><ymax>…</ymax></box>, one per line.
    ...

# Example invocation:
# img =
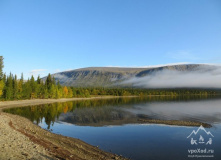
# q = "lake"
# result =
<box><xmin>4</xmin><ymin>96</ymin><xmax>221</xmax><ymax>160</ymax></box>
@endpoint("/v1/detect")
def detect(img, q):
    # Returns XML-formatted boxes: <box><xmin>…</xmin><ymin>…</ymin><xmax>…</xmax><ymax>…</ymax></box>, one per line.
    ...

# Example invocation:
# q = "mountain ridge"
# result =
<box><xmin>42</xmin><ymin>64</ymin><xmax>221</xmax><ymax>88</ymax></box>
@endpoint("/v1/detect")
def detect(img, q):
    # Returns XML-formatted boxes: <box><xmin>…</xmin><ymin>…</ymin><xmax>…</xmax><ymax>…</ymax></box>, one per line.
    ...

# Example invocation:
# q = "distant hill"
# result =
<box><xmin>42</xmin><ymin>64</ymin><xmax>220</xmax><ymax>88</ymax></box>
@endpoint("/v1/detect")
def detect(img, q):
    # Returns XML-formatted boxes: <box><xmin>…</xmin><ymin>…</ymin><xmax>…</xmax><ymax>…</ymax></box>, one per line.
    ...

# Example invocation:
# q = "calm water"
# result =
<box><xmin>4</xmin><ymin>96</ymin><xmax>221</xmax><ymax>160</ymax></box>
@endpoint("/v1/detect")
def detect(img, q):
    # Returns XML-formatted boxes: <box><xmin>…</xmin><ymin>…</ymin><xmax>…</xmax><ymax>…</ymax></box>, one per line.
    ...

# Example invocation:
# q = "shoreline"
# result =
<box><xmin>1</xmin><ymin>112</ymin><xmax>126</xmax><ymax>160</ymax></box>
<box><xmin>0</xmin><ymin>96</ymin><xmax>130</xmax><ymax>160</ymax></box>
<box><xmin>0</xmin><ymin>96</ymin><xmax>138</xmax><ymax>111</ymax></box>
<box><xmin>0</xmin><ymin>94</ymin><xmax>217</xmax><ymax>111</ymax></box>
<box><xmin>0</xmin><ymin>95</ymin><xmax>216</xmax><ymax>159</ymax></box>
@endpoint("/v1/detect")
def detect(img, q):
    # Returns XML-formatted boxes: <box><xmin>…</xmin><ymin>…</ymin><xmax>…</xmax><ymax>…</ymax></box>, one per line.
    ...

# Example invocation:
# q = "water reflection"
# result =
<box><xmin>4</xmin><ymin>96</ymin><xmax>221</xmax><ymax>129</ymax></box>
<box><xmin>3</xmin><ymin>96</ymin><xmax>221</xmax><ymax>160</ymax></box>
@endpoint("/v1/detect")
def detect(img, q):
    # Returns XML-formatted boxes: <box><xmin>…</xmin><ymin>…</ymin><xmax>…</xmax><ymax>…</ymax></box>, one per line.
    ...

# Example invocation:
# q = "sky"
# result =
<box><xmin>0</xmin><ymin>0</ymin><xmax>221</xmax><ymax>79</ymax></box>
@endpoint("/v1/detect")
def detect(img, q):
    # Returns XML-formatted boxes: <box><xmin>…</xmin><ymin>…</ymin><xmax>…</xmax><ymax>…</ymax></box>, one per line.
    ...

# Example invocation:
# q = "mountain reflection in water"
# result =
<box><xmin>4</xmin><ymin>96</ymin><xmax>221</xmax><ymax>160</ymax></box>
<box><xmin>4</xmin><ymin>96</ymin><xmax>221</xmax><ymax>129</ymax></box>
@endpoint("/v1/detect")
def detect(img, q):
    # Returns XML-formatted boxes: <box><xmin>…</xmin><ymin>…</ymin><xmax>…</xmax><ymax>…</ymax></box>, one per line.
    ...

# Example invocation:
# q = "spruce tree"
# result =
<box><xmin>4</xmin><ymin>73</ymin><xmax>13</xmax><ymax>100</ymax></box>
<box><xmin>3</xmin><ymin>74</ymin><xmax>6</xmax><ymax>83</ymax></box>
<box><xmin>17</xmin><ymin>73</ymin><xmax>24</xmax><ymax>99</ymax></box>
<box><xmin>46</xmin><ymin>73</ymin><xmax>52</xmax><ymax>90</ymax></box>
<box><xmin>13</xmin><ymin>74</ymin><xmax>18</xmax><ymax>99</ymax></box>
<box><xmin>23</xmin><ymin>79</ymin><xmax>32</xmax><ymax>99</ymax></box>
<box><xmin>30</xmin><ymin>75</ymin><xmax>36</xmax><ymax>98</ymax></box>
<box><xmin>37</xmin><ymin>75</ymin><xmax>41</xmax><ymax>84</ymax></box>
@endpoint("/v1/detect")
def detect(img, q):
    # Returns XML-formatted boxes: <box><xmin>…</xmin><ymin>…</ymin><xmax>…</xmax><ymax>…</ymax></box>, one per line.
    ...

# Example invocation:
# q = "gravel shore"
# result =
<box><xmin>0</xmin><ymin>113</ymin><xmax>54</xmax><ymax>160</ymax></box>
<box><xmin>0</xmin><ymin>98</ymin><xmax>127</xmax><ymax>160</ymax></box>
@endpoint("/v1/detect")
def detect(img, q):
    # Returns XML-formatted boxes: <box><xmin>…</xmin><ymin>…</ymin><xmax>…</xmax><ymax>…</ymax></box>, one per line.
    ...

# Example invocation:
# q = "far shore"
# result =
<box><xmin>0</xmin><ymin>95</ymin><xmax>138</xmax><ymax>111</ymax></box>
<box><xmin>0</xmin><ymin>93</ymin><xmax>217</xmax><ymax>111</ymax></box>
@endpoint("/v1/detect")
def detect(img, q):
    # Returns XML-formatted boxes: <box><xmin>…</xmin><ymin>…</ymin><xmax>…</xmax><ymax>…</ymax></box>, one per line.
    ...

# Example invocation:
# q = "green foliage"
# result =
<box><xmin>3</xmin><ymin>73</ymin><xmax>13</xmax><ymax>100</ymax></box>
<box><xmin>0</xmin><ymin>80</ymin><xmax>4</xmax><ymax>97</ymax></box>
<box><xmin>13</xmin><ymin>74</ymin><xmax>18</xmax><ymax>99</ymax></box>
<box><xmin>67</xmin><ymin>87</ymin><xmax>73</xmax><ymax>98</ymax></box>
<box><xmin>0</xmin><ymin>57</ymin><xmax>219</xmax><ymax>101</ymax></box>
<box><xmin>0</xmin><ymin>73</ymin><xmax>220</xmax><ymax>100</ymax></box>
<box><xmin>22</xmin><ymin>79</ymin><xmax>32</xmax><ymax>99</ymax></box>
<box><xmin>0</xmin><ymin>72</ymin><xmax>220</xmax><ymax>101</ymax></box>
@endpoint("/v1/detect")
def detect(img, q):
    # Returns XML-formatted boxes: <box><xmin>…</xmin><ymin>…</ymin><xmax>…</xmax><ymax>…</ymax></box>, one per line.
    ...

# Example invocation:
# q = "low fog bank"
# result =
<box><xmin>121</xmin><ymin>66</ymin><xmax>221</xmax><ymax>88</ymax></box>
<box><xmin>53</xmin><ymin>73</ymin><xmax>69</xmax><ymax>80</ymax></box>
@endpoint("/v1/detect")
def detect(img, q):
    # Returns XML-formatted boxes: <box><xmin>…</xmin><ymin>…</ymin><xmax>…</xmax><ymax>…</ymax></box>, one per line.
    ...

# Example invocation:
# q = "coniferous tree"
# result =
<box><xmin>17</xmin><ymin>73</ymin><xmax>24</xmax><ymax>99</ymax></box>
<box><xmin>30</xmin><ymin>75</ymin><xmax>37</xmax><ymax>98</ymax></box>
<box><xmin>57</xmin><ymin>80</ymin><xmax>61</xmax><ymax>89</ymax></box>
<box><xmin>13</xmin><ymin>75</ymin><xmax>18</xmax><ymax>99</ymax></box>
<box><xmin>55</xmin><ymin>87</ymin><xmax>61</xmax><ymax>99</ymax></box>
<box><xmin>46</xmin><ymin>73</ymin><xmax>52</xmax><ymax>90</ymax></box>
<box><xmin>52</xmin><ymin>76</ymin><xmax>56</xmax><ymax>85</ymax></box>
<box><xmin>37</xmin><ymin>75</ymin><xmax>41</xmax><ymax>84</ymax></box>
<box><xmin>4</xmin><ymin>73</ymin><xmax>13</xmax><ymax>100</ymax></box>
<box><xmin>35</xmin><ymin>75</ymin><xmax>42</xmax><ymax>98</ymax></box>
<box><xmin>43</xmin><ymin>86</ymin><xmax>49</xmax><ymax>99</ymax></box>
<box><xmin>49</xmin><ymin>84</ymin><xmax>56</xmax><ymax>98</ymax></box>
<box><xmin>2</xmin><ymin>73</ymin><xmax>6</xmax><ymax>84</ymax></box>
<box><xmin>23</xmin><ymin>79</ymin><xmax>32</xmax><ymax>99</ymax></box>
<box><xmin>0</xmin><ymin>80</ymin><xmax>4</xmax><ymax>97</ymax></box>
<box><xmin>40</xmin><ymin>80</ymin><xmax>46</xmax><ymax>98</ymax></box>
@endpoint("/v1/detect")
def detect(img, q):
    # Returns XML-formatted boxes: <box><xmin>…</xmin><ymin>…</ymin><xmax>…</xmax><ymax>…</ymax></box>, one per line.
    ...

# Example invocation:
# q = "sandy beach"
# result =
<box><xmin>0</xmin><ymin>97</ymin><xmax>128</xmax><ymax>160</ymax></box>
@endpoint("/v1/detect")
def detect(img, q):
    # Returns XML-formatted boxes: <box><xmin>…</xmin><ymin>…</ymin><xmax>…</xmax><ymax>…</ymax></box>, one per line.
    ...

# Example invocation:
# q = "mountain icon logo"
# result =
<box><xmin>187</xmin><ymin>125</ymin><xmax>214</xmax><ymax>145</ymax></box>
<box><xmin>187</xmin><ymin>125</ymin><xmax>214</xmax><ymax>138</ymax></box>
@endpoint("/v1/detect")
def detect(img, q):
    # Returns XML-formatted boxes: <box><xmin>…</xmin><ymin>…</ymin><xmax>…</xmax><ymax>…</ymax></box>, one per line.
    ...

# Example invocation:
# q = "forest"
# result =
<box><xmin>0</xmin><ymin>56</ymin><xmax>220</xmax><ymax>101</ymax></box>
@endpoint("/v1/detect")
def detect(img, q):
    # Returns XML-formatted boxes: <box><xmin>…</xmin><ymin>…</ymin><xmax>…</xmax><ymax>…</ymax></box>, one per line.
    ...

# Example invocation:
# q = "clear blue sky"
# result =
<box><xmin>1</xmin><ymin>0</ymin><xmax>221</xmax><ymax>79</ymax></box>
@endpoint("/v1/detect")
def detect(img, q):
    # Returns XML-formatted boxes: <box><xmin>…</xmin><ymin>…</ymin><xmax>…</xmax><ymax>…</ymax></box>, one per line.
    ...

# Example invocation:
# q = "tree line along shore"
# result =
<box><xmin>1</xmin><ymin>72</ymin><xmax>219</xmax><ymax>101</ymax></box>
<box><xmin>0</xmin><ymin>56</ymin><xmax>220</xmax><ymax>101</ymax></box>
